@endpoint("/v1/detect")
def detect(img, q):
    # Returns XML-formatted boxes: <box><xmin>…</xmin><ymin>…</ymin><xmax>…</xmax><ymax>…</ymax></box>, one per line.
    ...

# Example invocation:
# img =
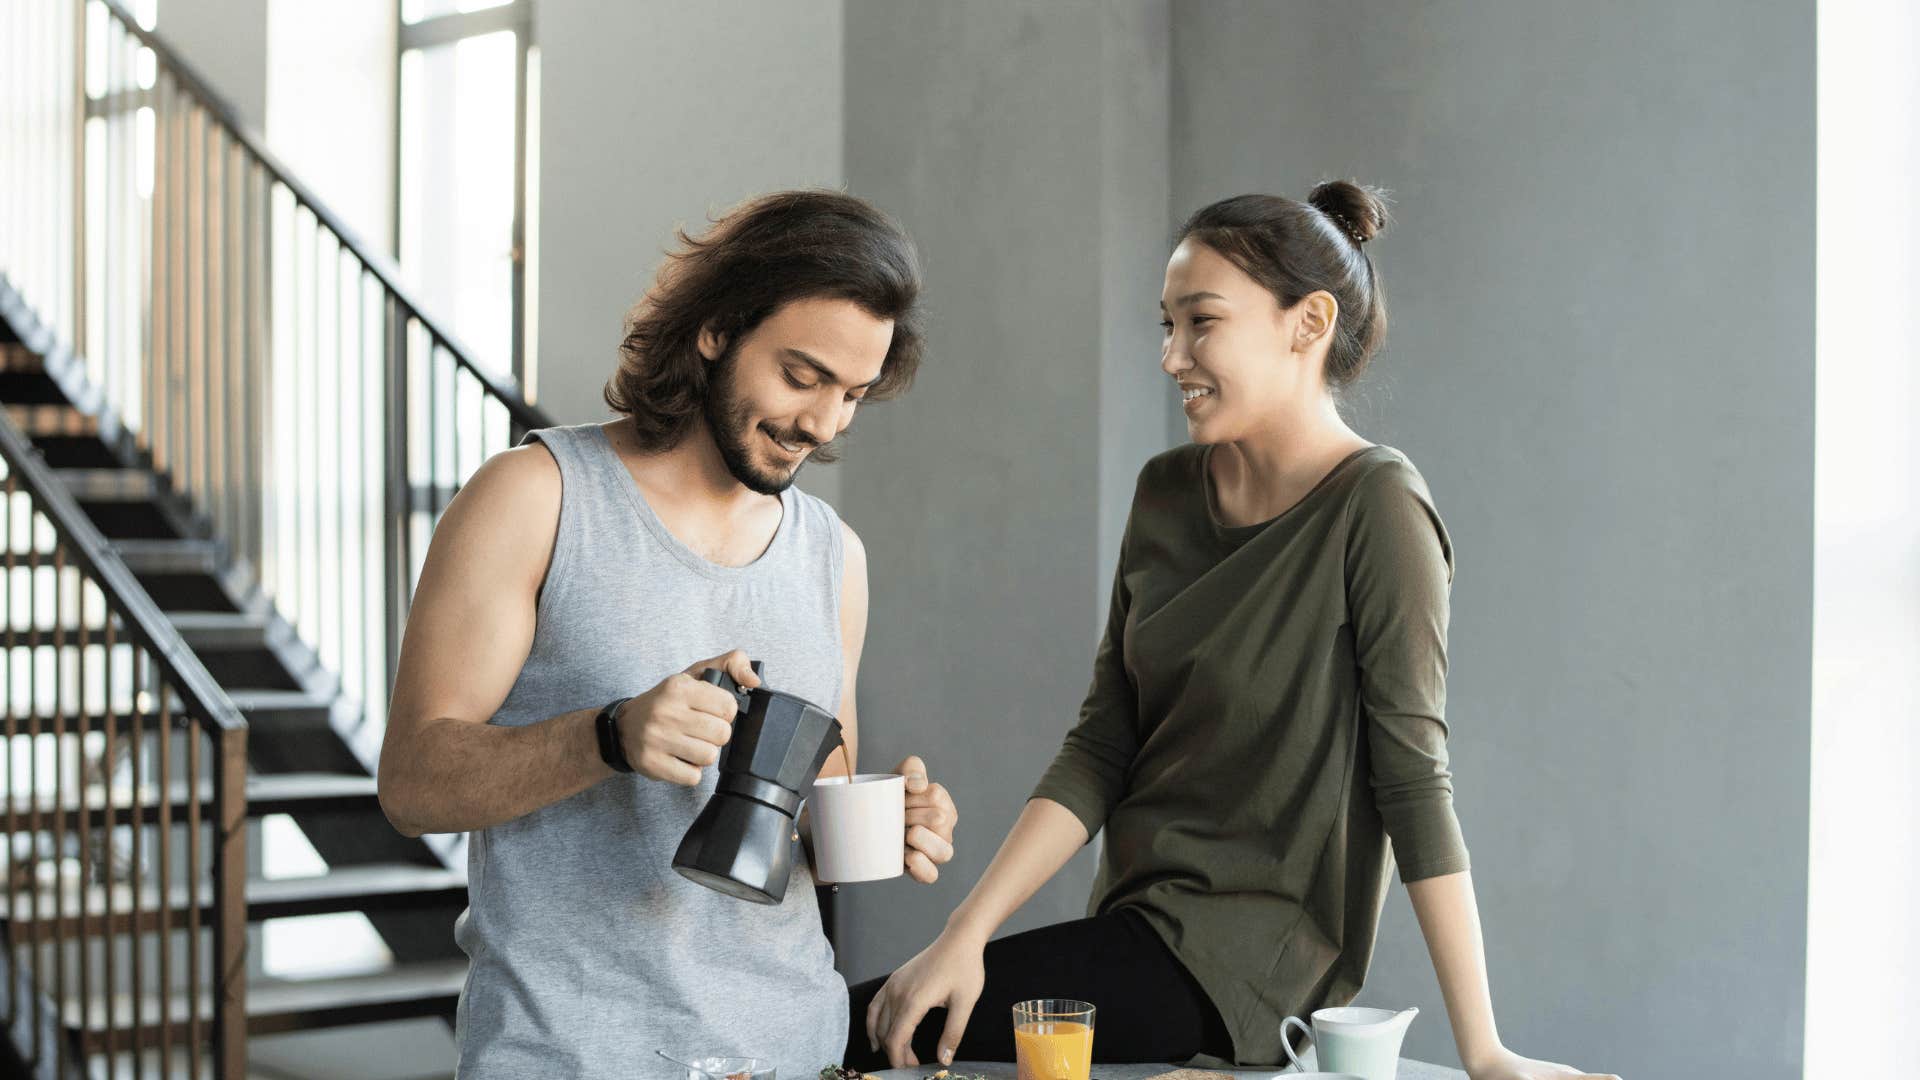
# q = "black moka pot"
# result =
<box><xmin>672</xmin><ymin>661</ymin><xmax>845</xmax><ymax>904</ymax></box>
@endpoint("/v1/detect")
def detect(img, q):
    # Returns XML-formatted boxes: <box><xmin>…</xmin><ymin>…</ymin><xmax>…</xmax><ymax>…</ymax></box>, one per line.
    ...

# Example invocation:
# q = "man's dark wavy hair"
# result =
<box><xmin>604</xmin><ymin>190</ymin><xmax>925</xmax><ymax>462</ymax></box>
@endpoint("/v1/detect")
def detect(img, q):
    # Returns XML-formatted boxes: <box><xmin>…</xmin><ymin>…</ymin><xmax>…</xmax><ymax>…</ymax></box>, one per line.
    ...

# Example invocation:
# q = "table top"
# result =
<box><xmin>870</xmin><ymin>1058</ymin><xmax>1465</xmax><ymax>1080</ymax></box>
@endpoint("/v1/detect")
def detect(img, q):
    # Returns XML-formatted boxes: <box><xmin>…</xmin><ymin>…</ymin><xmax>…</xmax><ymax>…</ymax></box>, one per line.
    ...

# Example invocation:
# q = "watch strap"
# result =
<box><xmin>597</xmin><ymin>696</ymin><xmax>635</xmax><ymax>773</ymax></box>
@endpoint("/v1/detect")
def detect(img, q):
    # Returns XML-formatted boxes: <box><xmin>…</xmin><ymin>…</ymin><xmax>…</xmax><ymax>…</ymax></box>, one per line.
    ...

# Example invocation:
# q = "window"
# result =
<box><xmin>395</xmin><ymin>0</ymin><xmax>537</xmax><ymax>395</ymax></box>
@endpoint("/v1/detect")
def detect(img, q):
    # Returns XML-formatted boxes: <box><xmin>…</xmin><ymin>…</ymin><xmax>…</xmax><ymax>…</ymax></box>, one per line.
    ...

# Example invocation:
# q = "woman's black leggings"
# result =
<box><xmin>843</xmin><ymin>908</ymin><xmax>1232</xmax><ymax>1070</ymax></box>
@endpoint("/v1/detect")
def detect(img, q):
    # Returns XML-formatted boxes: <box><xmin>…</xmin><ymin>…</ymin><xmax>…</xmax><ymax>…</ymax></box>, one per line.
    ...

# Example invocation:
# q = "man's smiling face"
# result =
<box><xmin>700</xmin><ymin>296</ymin><xmax>896</xmax><ymax>495</ymax></box>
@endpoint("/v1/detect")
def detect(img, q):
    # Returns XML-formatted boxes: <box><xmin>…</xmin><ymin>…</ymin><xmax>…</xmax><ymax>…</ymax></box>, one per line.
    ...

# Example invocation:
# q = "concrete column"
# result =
<box><xmin>834</xmin><ymin>0</ymin><xmax>1173</xmax><ymax>983</ymax></box>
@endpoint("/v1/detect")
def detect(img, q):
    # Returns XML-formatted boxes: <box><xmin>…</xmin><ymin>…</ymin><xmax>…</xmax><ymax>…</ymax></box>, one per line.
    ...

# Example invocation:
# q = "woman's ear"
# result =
<box><xmin>696</xmin><ymin>321</ymin><xmax>730</xmax><ymax>363</ymax></box>
<box><xmin>1293</xmin><ymin>291</ymin><xmax>1339</xmax><ymax>351</ymax></box>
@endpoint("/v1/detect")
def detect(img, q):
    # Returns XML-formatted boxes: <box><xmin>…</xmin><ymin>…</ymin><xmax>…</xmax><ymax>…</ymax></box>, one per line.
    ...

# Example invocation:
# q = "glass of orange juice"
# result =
<box><xmin>1011</xmin><ymin>999</ymin><xmax>1095</xmax><ymax>1080</ymax></box>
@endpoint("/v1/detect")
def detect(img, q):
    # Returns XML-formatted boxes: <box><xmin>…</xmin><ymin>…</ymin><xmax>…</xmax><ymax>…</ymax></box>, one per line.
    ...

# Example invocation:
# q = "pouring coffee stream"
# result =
<box><xmin>671</xmin><ymin>660</ymin><xmax>846</xmax><ymax>904</ymax></box>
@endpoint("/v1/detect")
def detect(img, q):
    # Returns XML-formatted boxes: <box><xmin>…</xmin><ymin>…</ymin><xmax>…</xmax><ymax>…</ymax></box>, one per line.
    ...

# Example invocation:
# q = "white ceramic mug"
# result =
<box><xmin>1280</xmin><ymin>1006</ymin><xmax>1418</xmax><ymax>1080</ymax></box>
<box><xmin>807</xmin><ymin>773</ymin><xmax>905</xmax><ymax>883</ymax></box>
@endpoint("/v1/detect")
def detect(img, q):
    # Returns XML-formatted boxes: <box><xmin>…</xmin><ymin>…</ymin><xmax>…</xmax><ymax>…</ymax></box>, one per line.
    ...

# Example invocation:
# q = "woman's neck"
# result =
<box><xmin>1211</xmin><ymin>396</ymin><xmax>1370</xmax><ymax>526</ymax></box>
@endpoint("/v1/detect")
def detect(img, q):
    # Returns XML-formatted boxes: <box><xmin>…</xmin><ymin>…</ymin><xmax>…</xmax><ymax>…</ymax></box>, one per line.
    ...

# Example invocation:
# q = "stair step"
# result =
<box><xmin>166</xmin><ymin>610</ymin><xmax>269</xmax><ymax>649</ymax></box>
<box><xmin>0</xmin><ymin>368</ymin><xmax>72</xmax><ymax>406</ymax></box>
<box><xmin>29</xmin><ymin>432</ymin><xmax>125</xmax><ymax>469</ymax></box>
<box><xmin>65</xmin><ymin>958</ymin><xmax>468</xmax><ymax>1053</ymax></box>
<box><xmin>5</xmin><ymin>771</ymin><xmax>381</xmax><ymax>833</ymax></box>
<box><xmin>116</xmin><ymin>538</ymin><xmax>225</xmax><ymax>576</ymax></box>
<box><xmin>6</xmin><ymin>401</ymin><xmax>98</xmax><ymax>435</ymax></box>
<box><xmin>134</xmin><ymin>571</ymin><xmax>240</xmax><ymax>612</ymax></box>
<box><xmin>7</xmin><ymin>863</ymin><xmax>466</xmax><ymax>938</ymax></box>
<box><xmin>52</xmin><ymin>467</ymin><xmax>159</xmax><ymax>501</ymax></box>
<box><xmin>249</xmin><ymin>863</ymin><xmax>467</xmax><ymax>919</ymax></box>
<box><xmin>73</xmin><ymin>498</ymin><xmax>183</xmax><ymax>542</ymax></box>
<box><xmin>227</xmin><ymin>689</ymin><xmax>338</xmax><ymax>728</ymax></box>
<box><xmin>247</xmin><ymin>771</ymin><xmax>382</xmax><ymax>816</ymax></box>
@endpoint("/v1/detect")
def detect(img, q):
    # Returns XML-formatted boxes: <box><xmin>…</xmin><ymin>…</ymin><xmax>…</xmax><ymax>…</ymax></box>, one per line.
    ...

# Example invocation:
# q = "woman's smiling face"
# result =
<box><xmin>1160</xmin><ymin>238</ymin><xmax>1335</xmax><ymax>444</ymax></box>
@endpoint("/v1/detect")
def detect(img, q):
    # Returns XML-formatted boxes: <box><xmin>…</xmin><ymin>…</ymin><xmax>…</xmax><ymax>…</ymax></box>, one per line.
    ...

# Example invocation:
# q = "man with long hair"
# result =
<box><xmin>377</xmin><ymin>190</ymin><xmax>957</xmax><ymax>1076</ymax></box>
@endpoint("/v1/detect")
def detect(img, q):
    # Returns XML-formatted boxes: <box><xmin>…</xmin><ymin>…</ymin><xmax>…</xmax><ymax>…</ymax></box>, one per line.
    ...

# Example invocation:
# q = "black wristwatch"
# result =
<box><xmin>596</xmin><ymin>696</ymin><xmax>635</xmax><ymax>773</ymax></box>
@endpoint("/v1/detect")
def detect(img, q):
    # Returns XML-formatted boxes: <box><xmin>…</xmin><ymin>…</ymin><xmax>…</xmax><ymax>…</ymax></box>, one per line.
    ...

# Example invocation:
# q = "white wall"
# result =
<box><xmin>1807</xmin><ymin>4</ymin><xmax>1920</xmax><ymax>1078</ymax></box>
<box><xmin>265</xmin><ymin>0</ymin><xmax>398</xmax><ymax>257</ymax></box>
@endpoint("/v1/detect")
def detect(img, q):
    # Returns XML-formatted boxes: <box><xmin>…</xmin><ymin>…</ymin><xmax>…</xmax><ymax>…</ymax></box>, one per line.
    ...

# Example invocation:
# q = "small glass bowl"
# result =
<box><xmin>683</xmin><ymin>1056</ymin><xmax>776</xmax><ymax>1080</ymax></box>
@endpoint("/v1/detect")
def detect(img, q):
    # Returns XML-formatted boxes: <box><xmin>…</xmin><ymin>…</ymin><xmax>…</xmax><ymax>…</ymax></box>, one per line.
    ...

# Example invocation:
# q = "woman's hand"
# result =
<box><xmin>893</xmin><ymin>755</ymin><xmax>956</xmax><ymax>883</ymax></box>
<box><xmin>1466</xmin><ymin>1045</ymin><xmax>1621</xmax><ymax>1080</ymax></box>
<box><xmin>865</xmin><ymin>928</ymin><xmax>987</xmax><ymax>1068</ymax></box>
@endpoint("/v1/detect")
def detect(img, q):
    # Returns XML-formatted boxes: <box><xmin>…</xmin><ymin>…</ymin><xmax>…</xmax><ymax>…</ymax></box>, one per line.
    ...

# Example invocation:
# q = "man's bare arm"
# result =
<box><xmin>375</xmin><ymin>444</ymin><xmax>610</xmax><ymax>837</ymax></box>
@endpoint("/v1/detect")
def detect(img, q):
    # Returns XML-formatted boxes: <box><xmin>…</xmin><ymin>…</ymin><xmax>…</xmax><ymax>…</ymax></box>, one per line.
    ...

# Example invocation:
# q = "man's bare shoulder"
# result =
<box><xmin>423</xmin><ymin>441</ymin><xmax>563</xmax><ymax>589</ymax></box>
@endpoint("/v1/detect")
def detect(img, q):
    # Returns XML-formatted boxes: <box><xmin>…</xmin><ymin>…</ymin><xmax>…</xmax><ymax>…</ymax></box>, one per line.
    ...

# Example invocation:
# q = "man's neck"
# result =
<box><xmin>600</xmin><ymin>418</ymin><xmax>776</xmax><ymax>518</ymax></box>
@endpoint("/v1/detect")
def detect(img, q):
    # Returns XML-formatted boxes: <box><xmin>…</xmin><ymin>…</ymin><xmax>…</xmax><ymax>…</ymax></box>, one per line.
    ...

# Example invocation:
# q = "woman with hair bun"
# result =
<box><xmin>847</xmin><ymin>182</ymin><xmax>1618</xmax><ymax>1080</ymax></box>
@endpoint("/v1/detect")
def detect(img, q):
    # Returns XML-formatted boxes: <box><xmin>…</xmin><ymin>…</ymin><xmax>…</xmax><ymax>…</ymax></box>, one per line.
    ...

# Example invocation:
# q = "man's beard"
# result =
<box><xmin>703</xmin><ymin>349</ymin><xmax>820</xmax><ymax>496</ymax></box>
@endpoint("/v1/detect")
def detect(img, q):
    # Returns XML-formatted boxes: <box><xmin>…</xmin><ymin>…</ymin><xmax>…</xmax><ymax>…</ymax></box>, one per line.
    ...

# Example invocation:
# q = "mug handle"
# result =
<box><xmin>1280</xmin><ymin>1016</ymin><xmax>1311</xmax><ymax>1072</ymax></box>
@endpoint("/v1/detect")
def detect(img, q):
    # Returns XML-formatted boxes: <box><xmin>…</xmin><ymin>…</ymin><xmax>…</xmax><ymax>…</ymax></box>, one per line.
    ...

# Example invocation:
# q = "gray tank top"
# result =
<box><xmin>453</xmin><ymin>422</ymin><xmax>849</xmax><ymax>1079</ymax></box>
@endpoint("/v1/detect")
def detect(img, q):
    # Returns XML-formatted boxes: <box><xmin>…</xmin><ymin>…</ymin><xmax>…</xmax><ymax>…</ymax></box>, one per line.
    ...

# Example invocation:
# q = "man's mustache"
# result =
<box><xmin>759</xmin><ymin>422</ymin><xmax>821</xmax><ymax>449</ymax></box>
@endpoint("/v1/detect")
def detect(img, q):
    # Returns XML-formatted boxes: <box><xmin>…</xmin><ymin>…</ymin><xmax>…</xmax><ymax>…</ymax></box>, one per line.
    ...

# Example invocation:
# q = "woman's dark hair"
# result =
<box><xmin>605</xmin><ymin>189</ymin><xmax>925</xmax><ymax>453</ymax></box>
<box><xmin>1175</xmin><ymin>179</ymin><xmax>1391</xmax><ymax>388</ymax></box>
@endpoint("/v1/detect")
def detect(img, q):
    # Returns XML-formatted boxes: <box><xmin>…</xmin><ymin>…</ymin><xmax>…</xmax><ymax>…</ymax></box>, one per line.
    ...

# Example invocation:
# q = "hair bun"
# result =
<box><xmin>1307</xmin><ymin>179</ymin><xmax>1392</xmax><ymax>245</ymax></box>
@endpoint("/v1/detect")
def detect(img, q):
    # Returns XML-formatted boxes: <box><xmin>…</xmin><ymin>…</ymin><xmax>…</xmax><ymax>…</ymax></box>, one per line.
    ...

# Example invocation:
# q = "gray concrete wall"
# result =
<box><xmin>534</xmin><ymin>0</ymin><xmax>848</xmax><ymax>503</ymax></box>
<box><xmin>1169</xmin><ymin>3</ymin><xmax>1813</xmax><ymax>1076</ymax></box>
<box><xmin>833</xmin><ymin>0</ymin><xmax>1174</xmax><ymax>984</ymax></box>
<box><xmin>157</xmin><ymin>0</ymin><xmax>268</xmax><ymax>132</ymax></box>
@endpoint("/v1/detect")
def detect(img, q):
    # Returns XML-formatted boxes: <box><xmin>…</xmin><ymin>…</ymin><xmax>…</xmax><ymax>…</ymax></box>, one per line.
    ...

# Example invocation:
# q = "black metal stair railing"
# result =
<box><xmin>0</xmin><ymin>0</ymin><xmax>552</xmax><ymax>740</ymax></box>
<box><xmin>0</xmin><ymin>398</ymin><xmax>248</xmax><ymax>1078</ymax></box>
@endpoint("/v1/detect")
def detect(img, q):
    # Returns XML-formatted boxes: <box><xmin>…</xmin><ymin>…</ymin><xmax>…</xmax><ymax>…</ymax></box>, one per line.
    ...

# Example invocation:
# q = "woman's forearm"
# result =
<box><xmin>943</xmin><ymin>797</ymin><xmax>1090</xmax><ymax>946</ymax></box>
<box><xmin>1405</xmin><ymin>870</ymin><xmax>1506</xmax><ymax>1071</ymax></box>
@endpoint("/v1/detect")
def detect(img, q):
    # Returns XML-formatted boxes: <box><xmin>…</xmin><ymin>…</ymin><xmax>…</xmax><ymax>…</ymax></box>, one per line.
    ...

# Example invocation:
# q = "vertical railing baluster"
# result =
<box><xmin>102</xmin><ymin>16</ymin><xmax>118</xmax><ymax>392</ymax></box>
<box><xmin>427</xmin><ymin>340</ymin><xmax>439</xmax><ymax>536</ymax></box>
<box><xmin>224</xmin><ymin>139</ymin><xmax>243</xmax><ymax>576</ymax></box>
<box><xmin>292</xmin><ymin>209</ymin><xmax>308</xmax><ymax>631</ymax></box>
<box><xmin>51</xmin><ymin>545</ymin><xmax>67</xmax><ymax>1078</ymax></box>
<box><xmin>179</xmin><ymin>105</ymin><xmax>199</xmax><ymax>492</ymax></box>
<box><xmin>76</xmin><ymin>574</ymin><xmax>92</xmax><ymax>1076</ymax></box>
<box><xmin>194</xmin><ymin>101</ymin><xmax>208</xmax><ymax>500</ymax></box>
<box><xmin>240</xmin><ymin>159</ymin><xmax>258</xmax><ymax>579</ymax></box>
<box><xmin>71</xmin><ymin>0</ymin><xmax>88</xmax><ymax>368</ymax></box>
<box><xmin>252</xmin><ymin>163</ymin><xmax>271</xmax><ymax>583</ymax></box>
<box><xmin>382</xmin><ymin>300</ymin><xmax>410</xmax><ymax>701</ymax></box>
<box><xmin>148</xmin><ymin>71</ymin><xmax>166</xmax><ymax>465</ymax></box>
<box><xmin>106</xmin><ymin>17</ymin><xmax>119</xmax><ymax>397</ymax></box>
<box><xmin>206</xmin><ymin>125</ymin><xmax>228</xmax><ymax>564</ymax></box>
<box><xmin>156</xmin><ymin>650</ymin><xmax>172</xmax><ymax>1075</ymax></box>
<box><xmin>312</xmin><ymin>231</ymin><xmax>328</xmax><ymax>665</ymax></box>
<box><xmin>3</xmin><ymin>474</ymin><xmax>15</xmax><ymax>1034</ymax></box>
<box><xmin>355</xmin><ymin>270</ymin><xmax>370</xmax><ymax>710</ymax></box>
<box><xmin>130</xmin><ymin>649</ymin><xmax>146</xmax><ymax>1078</ymax></box>
<box><xmin>212</xmin><ymin>723</ymin><xmax>245</xmax><ymax>1080</ymax></box>
<box><xmin>102</xmin><ymin>618</ymin><xmax>116</xmax><ymax>1075</ymax></box>
<box><xmin>184</xmin><ymin>709</ymin><xmax>200</xmax><ymax>1080</ymax></box>
<box><xmin>27</xmin><ymin>504</ymin><xmax>42</xmax><ymax>1065</ymax></box>
<box><xmin>166</xmin><ymin>84</ymin><xmax>186</xmax><ymax>482</ymax></box>
<box><xmin>194</xmin><ymin>104</ymin><xmax>211</xmax><ymax>518</ymax></box>
<box><xmin>337</xmin><ymin>256</ymin><xmax>351</xmax><ymax>691</ymax></box>
<box><xmin>263</xmin><ymin>179</ymin><xmax>280</xmax><ymax>607</ymax></box>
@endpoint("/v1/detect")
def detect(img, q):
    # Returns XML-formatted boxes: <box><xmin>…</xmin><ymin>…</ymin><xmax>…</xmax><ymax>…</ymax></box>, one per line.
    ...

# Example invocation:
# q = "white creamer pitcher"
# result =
<box><xmin>1280</xmin><ymin>1005</ymin><xmax>1418</xmax><ymax>1080</ymax></box>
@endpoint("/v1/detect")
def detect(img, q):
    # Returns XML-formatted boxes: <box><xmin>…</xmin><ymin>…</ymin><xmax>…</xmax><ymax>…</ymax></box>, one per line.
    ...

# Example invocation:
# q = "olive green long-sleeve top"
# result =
<box><xmin>1031</xmin><ymin>442</ymin><xmax>1470</xmax><ymax>1066</ymax></box>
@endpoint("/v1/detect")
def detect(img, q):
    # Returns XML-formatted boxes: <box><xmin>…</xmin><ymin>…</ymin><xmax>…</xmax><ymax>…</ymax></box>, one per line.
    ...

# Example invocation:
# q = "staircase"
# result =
<box><xmin>0</xmin><ymin>0</ymin><xmax>550</xmax><ymax>1075</ymax></box>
